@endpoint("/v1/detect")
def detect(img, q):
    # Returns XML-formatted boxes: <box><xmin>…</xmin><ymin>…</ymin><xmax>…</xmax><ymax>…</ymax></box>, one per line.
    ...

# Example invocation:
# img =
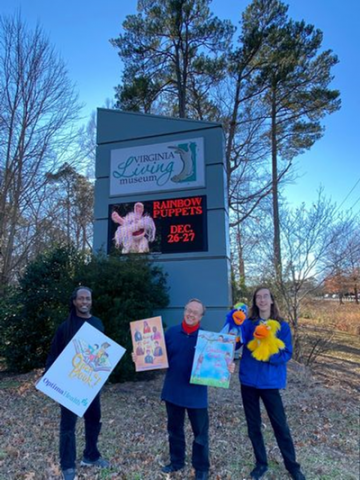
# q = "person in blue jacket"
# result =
<box><xmin>46</xmin><ymin>287</ymin><xmax>109</xmax><ymax>480</ymax></box>
<box><xmin>161</xmin><ymin>298</ymin><xmax>209</xmax><ymax>480</ymax></box>
<box><xmin>239</xmin><ymin>287</ymin><xmax>306</xmax><ymax>480</ymax></box>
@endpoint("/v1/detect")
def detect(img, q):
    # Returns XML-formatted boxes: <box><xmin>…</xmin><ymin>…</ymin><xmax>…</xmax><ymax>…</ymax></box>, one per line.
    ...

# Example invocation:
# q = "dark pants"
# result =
<box><xmin>60</xmin><ymin>394</ymin><xmax>102</xmax><ymax>470</ymax></box>
<box><xmin>241</xmin><ymin>384</ymin><xmax>301</xmax><ymax>475</ymax></box>
<box><xmin>165</xmin><ymin>401</ymin><xmax>210</xmax><ymax>473</ymax></box>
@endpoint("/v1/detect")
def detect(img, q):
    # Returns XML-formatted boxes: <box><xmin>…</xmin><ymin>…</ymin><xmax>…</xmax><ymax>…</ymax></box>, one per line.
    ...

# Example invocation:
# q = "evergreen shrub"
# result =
<box><xmin>0</xmin><ymin>246</ymin><xmax>169</xmax><ymax>382</ymax></box>
<box><xmin>74</xmin><ymin>253</ymin><xmax>169</xmax><ymax>382</ymax></box>
<box><xmin>0</xmin><ymin>245</ymin><xmax>82</xmax><ymax>372</ymax></box>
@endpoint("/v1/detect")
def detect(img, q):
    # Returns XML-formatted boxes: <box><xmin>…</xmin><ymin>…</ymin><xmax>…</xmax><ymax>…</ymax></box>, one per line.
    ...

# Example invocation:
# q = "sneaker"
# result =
<box><xmin>250</xmin><ymin>464</ymin><xmax>268</xmax><ymax>479</ymax></box>
<box><xmin>161</xmin><ymin>463</ymin><xmax>184</xmax><ymax>473</ymax></box>
<box><xmin>291</xmin><ymin>471</ymin><xmax>306</xmax><ymax>480</ymax></box>
<box><xmin>80</xmin><ymin>457</ymin><xmax>110</xmax><ymax>468</ymax></box>
<box><xmin>61</xmin><ymin>468</ymin><xmax>76</xmax><ymax>480</ymax></box>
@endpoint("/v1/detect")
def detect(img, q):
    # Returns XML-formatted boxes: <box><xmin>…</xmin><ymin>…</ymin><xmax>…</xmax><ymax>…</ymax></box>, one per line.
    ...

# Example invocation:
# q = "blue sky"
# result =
<box><xmin>2</xmin><ymin>0</ymin><xmax>359</xmax><ymax>212</ymax></box>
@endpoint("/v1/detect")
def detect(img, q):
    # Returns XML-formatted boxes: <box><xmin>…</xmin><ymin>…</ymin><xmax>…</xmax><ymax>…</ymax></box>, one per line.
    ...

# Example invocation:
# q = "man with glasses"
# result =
<box><xmin>160</xmin><ymin>298</ymin><xmax>209</xmax><ymax>480</ymax></box>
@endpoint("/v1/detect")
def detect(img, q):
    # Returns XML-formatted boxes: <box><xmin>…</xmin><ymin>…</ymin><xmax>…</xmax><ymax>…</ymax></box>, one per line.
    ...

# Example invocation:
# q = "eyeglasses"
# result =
<box><xmin>184</xmin><ymin>307</ymin><xmax>203</xmax><ymax>317</ymax></box>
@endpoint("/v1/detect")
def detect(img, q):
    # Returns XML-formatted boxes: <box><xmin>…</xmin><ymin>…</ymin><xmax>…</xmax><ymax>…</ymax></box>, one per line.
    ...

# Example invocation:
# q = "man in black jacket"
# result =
<box><xmin>46</xmin><ymin>286</ymin><xmax>109</xmax><ymax>480</ymax></box>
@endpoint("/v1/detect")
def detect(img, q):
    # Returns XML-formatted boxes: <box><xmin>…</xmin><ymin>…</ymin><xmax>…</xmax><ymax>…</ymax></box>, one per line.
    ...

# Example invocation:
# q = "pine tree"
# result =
<box><xmin>241</xmin><ymin>0</ymin><xmax>340</xmax><ymax>279</ymax></box>
<box><xmin>111</xmin><ymin>0</ymin><xmax>234</xmax><ymax>118</ymax></box>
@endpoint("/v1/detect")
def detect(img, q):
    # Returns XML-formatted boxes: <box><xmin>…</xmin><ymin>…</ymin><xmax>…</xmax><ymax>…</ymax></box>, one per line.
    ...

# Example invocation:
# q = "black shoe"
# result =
<box><xmin>250</xmin><ymin>465</ymin><xmax>268</xmax><ymax>479</ymax></box>
<box><xmin>161</xmin><ymin>463</ymin><xmax>184</xmax><ymax>474</ymax></box>
<box><xmin>290</xmin><ymin>471</ymin><xmax>306</xmax><ymax>480</ymax></box>
<box><xmin>195</xmin><ymin>471</ymin><xmax>209</xmax><ymax>480</ymax></box>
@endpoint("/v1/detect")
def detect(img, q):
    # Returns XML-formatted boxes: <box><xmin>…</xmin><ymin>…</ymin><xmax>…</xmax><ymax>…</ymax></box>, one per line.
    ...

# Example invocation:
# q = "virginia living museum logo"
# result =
<box><xmin>110</xmin><ymin>137</ymin><xmax>205</xmax><ymax>196</ymax></box>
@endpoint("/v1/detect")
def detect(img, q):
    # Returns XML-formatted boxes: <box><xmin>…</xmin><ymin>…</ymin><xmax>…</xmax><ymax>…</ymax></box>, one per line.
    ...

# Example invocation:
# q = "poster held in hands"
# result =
<box><xmin>190</xmin><ymin>330</ymin><xmax>235</xmax><ymax>388</ymax></box>
<box><xmin>130</xmin><ymin>316</ymin><xmax>168</xmax><ymax>371</ymax></box>
<box><xmin>36</xmin><ymin>323</ymin><xmax>126</xmax><ymax>417</ymax></box>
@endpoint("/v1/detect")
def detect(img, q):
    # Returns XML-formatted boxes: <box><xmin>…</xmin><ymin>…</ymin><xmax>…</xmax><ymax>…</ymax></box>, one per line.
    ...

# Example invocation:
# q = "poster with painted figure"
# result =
<box><xmin>36</xmin><ymin>323</ymin><xmax>126</xmax><ymax>417</ymax></box>
<box><xmin>190</xmin><ymin>331</ymin><xmax>235</xmax><ymax>388</ymax></box>
<box><xmin>130</xmin><ymin>316</ymin><xmax>168</xmax><ymax>372</ymax></box>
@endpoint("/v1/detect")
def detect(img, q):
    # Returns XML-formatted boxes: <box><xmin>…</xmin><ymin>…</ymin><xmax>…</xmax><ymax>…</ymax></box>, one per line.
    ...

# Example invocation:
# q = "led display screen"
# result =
<box><xmin>108</xmin><ymin>195</ymin><xmax>208</xmax><ymax>254</ymax></box>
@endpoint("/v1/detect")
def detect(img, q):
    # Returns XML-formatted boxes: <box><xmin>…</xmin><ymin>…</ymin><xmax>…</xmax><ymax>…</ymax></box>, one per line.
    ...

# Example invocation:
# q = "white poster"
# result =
<box><xmin>110</xmin><ymin>137</ymin><xmax>205</xmax><ymax>196</ymax></box>
<box><xmin>36</xmin><ymin>323</ymin><xmax>126</xmax><ymax>417</ymax></box>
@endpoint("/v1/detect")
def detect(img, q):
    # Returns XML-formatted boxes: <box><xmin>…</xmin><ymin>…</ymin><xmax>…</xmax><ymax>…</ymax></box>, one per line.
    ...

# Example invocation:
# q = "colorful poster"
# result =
<box><xmin>190</xmin><ymin>331</ymin><xmax>235</xmax><ymax>388</ymax></box>
<box><xmin>130</xmin><ymin>316</ymin><xmax>168</xmax><ymax>372</ymax></box>
<box><xmin>36</xmin><ymin>323</ymin><xmax>126</xmax><ymax>417</ymax></box>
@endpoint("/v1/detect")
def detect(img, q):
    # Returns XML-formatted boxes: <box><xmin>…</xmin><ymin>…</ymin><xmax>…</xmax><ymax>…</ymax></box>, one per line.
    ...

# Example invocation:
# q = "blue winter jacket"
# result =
<box><xmin>161</xmin><ymin>324</ymin><xmax>208</xmax><ymax>408</ymax></box>
<box><xmin>239</xmin><ymin>318</ymin><xmax>292</xmax><ymax>389</ymax></box>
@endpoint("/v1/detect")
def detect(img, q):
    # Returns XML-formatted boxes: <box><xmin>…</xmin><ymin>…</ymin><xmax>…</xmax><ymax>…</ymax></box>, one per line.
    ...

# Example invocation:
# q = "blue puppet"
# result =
<box><xmin>220</xmin><ymin>302</ymin><xmax>248</xmax><ymax>350</ymax></box>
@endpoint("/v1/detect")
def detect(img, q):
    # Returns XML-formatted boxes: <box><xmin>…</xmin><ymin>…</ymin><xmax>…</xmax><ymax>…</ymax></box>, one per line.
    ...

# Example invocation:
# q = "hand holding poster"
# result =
<box><xmin>130</xmin><ymin>316</ymin><xmax>168</xmax><ymax>372</ymax></box>
<box><xmin>36</xmin><ymin>323</ymin><xmax>126</xmax><ymax>417</ymax></box>
<box><xmin>190</xmin><ymin>331</ymin><xmax>235</xmax><ymax>389</ymax></box>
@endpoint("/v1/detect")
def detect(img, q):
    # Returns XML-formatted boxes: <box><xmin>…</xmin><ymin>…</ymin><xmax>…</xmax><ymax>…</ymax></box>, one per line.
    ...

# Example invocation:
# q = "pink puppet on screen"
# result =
<box><xmin>111</xmin><ymin>202</ymin><xmax>156</xmax><ymax>254</ymax></box>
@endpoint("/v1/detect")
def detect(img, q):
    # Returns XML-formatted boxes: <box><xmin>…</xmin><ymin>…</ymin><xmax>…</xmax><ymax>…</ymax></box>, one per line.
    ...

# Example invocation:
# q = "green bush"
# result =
<box><xmin>0</xmin><ymin>247</ymin><xmax>169</xmax><ymax>381</ymax></box>
<box><xmin>74</xmin><ymin>253</ymin><xmax>169</xmax><ymax>382</ymax></box>
<box><xmin>0</xmin><ymin>245</ymin><xmax>83</xmax><ymax>372</ymax></box>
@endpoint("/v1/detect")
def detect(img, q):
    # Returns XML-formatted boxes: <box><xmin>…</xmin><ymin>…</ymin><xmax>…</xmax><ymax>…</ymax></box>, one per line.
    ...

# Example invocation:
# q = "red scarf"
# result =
<box><xmin>182</xmin><ymin>319</ymin><xmax>200</xmax><ymax>335</ymax></box>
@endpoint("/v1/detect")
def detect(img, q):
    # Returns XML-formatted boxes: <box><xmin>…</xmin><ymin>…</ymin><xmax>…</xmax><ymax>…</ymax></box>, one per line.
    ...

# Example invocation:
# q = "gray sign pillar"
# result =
<box><xmin>94</xmin><ymin>108</ymin><xmax>231</xmax><ymax>330</ymax></box>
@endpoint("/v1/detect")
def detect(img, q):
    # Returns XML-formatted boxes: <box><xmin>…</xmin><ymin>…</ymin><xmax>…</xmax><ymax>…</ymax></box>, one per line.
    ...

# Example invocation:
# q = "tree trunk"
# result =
<box><xmin>355</xmin><ymin>285</ymin><xmax>359</xmax><ymax>304</ymax></box>
<box><xmin>236</xmin><ymin>218</ymin><xmax>246</xmax><ymax>284</ymax></box>
<box><xmin>271</xmin><ymin>87</ymin><xmax>282</xmax><ymax>281</ymax></box>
